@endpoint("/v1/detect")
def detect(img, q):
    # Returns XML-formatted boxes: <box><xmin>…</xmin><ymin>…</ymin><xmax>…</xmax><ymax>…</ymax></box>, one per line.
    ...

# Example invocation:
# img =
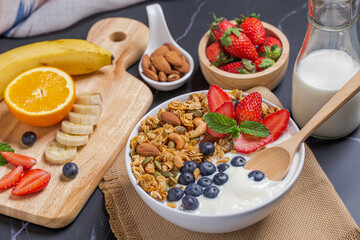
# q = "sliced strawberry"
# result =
<box><xmin>207</xmin><ymin>84</ymin><xmax>232</xmax><ymax>112</ymax></box>
<box><xmin>207</xmin><ymin>101</ymin><xmax>235</xmax><ymax>138</ymax></box>
<box><xmin>0</xmin><ymin>152</ymin><xmax>36</xmax><ymax>169</ymax></box>
<box><xmin>234</xmin><ymin>92</ymin><xmax>262</xmax><ymax>124</ymax></box>
<box><xmin>12</xmin><ymin>169</ymin><xmax>51</xmax><ymax>196</ymax></box>
<box><xmin>233</xmin><ymin>109</ymin><xmax>290</xmax><ymax>153</ymax></box>
<box><xmin>262</xmin><ymin>109</ymin><xmax>290</xmax><ymax>141</ymax></box>
<box><xmin>0</xmin><ymin>166</ymin><xmax>23</xmax><ymax>190</ymax></box>
<box><xmin>233</xmin><ymin>133</ymin><xmax>272</xmax><ymax>154</ymax></box>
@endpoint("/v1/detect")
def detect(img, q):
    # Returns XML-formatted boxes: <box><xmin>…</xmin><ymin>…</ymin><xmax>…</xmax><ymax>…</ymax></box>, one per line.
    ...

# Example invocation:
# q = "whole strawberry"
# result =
<box><xmin>206</xmin><ymin>42</ymin><xmax>234</xmax><ymax>67</ymax></box>
<box><xmin>234</xmin><ymin>92</ymin><xmax>262</xmax><ymax>124</ymax></box>
<box><xmin>236</xmin><ymin>14</ymin><xmax>265</xmax><ymax>45</ymax></box>
<box><xmin>221</xmin><ymin>30</ymin><xmax>259</xmax><ymax>61</ymax></box>
<box><xmin>219</xmin><ymin>59</ymin><xmax>255</xmax><ymax>74</ymax></box>
<box><xmin>210</xmin><ymin>14</ymin><xmax>236</xmax><ymax>42</ymax></box>
<box><xmin>254</xmin><ymin>57</ymin><xmax>275</xmax><ymax>72</ymax></box>
<box><xmin>258</xmin><ymin>36</ymin><xmax>282</xmax><ymax>61</ymax></box>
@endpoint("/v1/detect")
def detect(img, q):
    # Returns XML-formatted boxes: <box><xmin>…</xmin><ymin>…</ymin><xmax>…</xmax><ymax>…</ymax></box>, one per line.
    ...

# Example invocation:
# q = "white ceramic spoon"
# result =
<box><xmin>138</xmin><ymin>3</ymin><xmax>194</xmax><ymax>91</ymax></box>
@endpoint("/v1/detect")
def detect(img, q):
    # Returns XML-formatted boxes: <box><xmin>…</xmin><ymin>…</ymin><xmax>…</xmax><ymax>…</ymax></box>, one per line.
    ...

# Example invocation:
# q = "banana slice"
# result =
<box><xmin>45</xmin><ymin>141</ymin><xmax>77</xmax><ymax>164</ymax></box>
<box><xmin>56</xmin><ymin>130</ymin><xmax>88</xmax><ymax>147</ymax></box>
<box><xmin>75</xmin><ymin>93</ymin><xmax>102</xmax><ymax>105</ymax></box>
<box><xmin>68</xmin><ymin>112</ymin><xmax>99</xmax><ymax>125</ymax></box>
<box><xmin>72</xmin><ymin>104</ymin><xmax>101</xmax><ymax>115</ymax></box>
<box><xmin>62</xmin><ymin>120</ymin><xmax>93</xmax><ymax>135</ymax></box>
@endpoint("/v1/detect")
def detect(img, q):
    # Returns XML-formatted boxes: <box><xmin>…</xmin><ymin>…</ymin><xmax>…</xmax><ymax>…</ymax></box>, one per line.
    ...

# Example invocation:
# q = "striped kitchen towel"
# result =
<box><xmin>0</xmin><ymin>0</ymin><xmax>147</xmax><ymax>38</ymax></box>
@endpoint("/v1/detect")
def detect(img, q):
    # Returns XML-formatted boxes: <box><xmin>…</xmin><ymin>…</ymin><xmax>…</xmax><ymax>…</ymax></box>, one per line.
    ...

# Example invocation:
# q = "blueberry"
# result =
<box><xmin>203</xmin><ymin>185</ymin><xmax>220</xmax><ymax>198</ymax></box>
<box><xmin>185</xmin><ymin>183</ymin><xmax>203</xmax><ymax>197</ymax></box>
<box><xmin>217</xmin><ymin>163</ymin><xmax>230</xmax><ymax>172</ymax></box>
<box><xmin>230</xmin><ymin>156</ymin><xmax>247</xmax><ymax>167</ymax></box>
<box><xmin>248</xmin><ymin>170</ymin><xmax>265</xmax><ymax>181</ymax></box>
<box><xmin>199</xmin><ymin>161</ymin><xmax>216</xmax><ymax>176</ymax></box>
<box><xmin>178</xmin><ymin>172</ymin><xmax>195</xmax><ymax>185</ymax></box>
<box><xmin>197</xmin><ymin>176</ymin><xmax>212</xmax><ymax>187</ymax></box>
<box><xmin>180</xmin><ymin>161</ymin><xmax>198</xmax><ymax>173</ymax></box>
<box><xmin>22</xmin><ymin>131</ymin><xmax>37</xmax><ymax>146</ymax></box>
<box><xmin>232</xmin><ymin>99</ymin><xmax>239</xmax><ymax>108</ymax></box>
<box><xmin>199</xmin><ymin>142</ymin><xmax>215</xmax><ymax>156</ymax></box>
<box><xmin>182</xmin><ymin>195</ymin><xmax>199</xmax><ymax>211</ymax></box>
<box><xmin>213</xmin><ymin>172</ymin><xmax>229</xmax><ymax>185</ymax></box>
<box><xmin>62</xmin><ymin>163</ymin><xmax>78</xmax><ymax>179</ymax></box>
<box><xmin>167</xmin><ymin>187</ymin><xmax>184</xmax><ymax>202</ymax></box>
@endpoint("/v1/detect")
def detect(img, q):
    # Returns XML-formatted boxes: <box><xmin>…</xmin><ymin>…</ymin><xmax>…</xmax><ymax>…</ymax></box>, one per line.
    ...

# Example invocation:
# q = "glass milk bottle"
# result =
<box><xmin>292</xmin><ymin>0</ymin><xmax>360</xmax><ymax>139</ymax></box>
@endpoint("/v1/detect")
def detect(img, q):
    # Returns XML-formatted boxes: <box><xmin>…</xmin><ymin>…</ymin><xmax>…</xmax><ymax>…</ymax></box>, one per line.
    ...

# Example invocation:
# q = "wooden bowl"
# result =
<box><xmin>198</xmin><ymin>21</ymin><xmax>290</xmax><ymax>90</ymax></box>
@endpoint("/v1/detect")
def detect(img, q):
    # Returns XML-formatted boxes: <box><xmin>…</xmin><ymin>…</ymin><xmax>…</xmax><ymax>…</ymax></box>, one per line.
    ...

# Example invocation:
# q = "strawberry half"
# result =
<box><xmin>0</xmin><ymin>166</ymin><xmax>23</xmax><ymax>190</ymax></box>
<box><xmin>12</xmin><ymin>169</ymin><xmax>51</xmax><ymax>196</ymax></box>
<box><xmin>0</xmin><ymin>152</ymin><xmax>36</xmax><ymax>169</ymax></box>
<box><xmin>207</xmin><ymin>101</ymin><xmax>235</xmax><ymax>138</ymax></box>
<box><xmin>237</xmin><ymin>14</ymin><xmax>265</xmax><ymax>45</ymax></box>
<box><xmin>207</xmin><ymin>84</ymin><xmax>232</xmax><ymax>112</ymax></box>
<box><xmin>233</xmin><ymin>109</ymin><xmax>290</xmax><ymax>153</ymax></box>
<box><xmin>262</xmin><ymin>109</ymin><xmax>290</xmax><ymax>141</ymax></box>
<box><xmin>206</xmin><ymin>42</ymin><xmax>233</xmax><ymax>67</ymax></box>
<box><xmin>234</xmin><ymin>92</ymin><xmax>262</xmax><ymax>124</ymax></box>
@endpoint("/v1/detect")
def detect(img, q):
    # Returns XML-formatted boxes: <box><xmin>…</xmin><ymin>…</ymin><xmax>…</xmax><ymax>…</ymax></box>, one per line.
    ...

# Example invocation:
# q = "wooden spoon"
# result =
<box><xmin>244</xmin><ymin>70</ymin><xmax>360</xmax><ymax>181</ymax></box>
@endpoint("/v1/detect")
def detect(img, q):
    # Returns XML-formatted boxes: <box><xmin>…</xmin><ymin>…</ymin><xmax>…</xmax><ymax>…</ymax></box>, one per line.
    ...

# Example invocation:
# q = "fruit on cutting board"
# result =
<box><xmin>45</xmin><ymin>142</ymin><xmax>77</xmax><ymax>164</ymax></box>
<box><xmin>206</xmin><ymin>13</ymin><xmax>282</xmax><ymax>74</ymax></box>
<box><xmin>0</xmin><ymin>152</ymin><xmax>37</xmax><ymax>169</ymax></box>
<box><xmin>0</xmin><ymin>166</ymin><xmax>23</xmax><ymax>190</ymax></box>
<box><xmin>12</xmin><ymin>169</ymin><xmax>51</xmax><ymax>196</ymax></box>
<box><xmin>4</xmin><ymin>67</ymin><xmax>75</xmax><ymax>127</ymax></box>
<box><xmin>0</xmin><ymin>39</ymin><xmax>112</xmax><ymax>100</ymax></box>
<box><xmin>45</xmin><ymin>92</ymin><xmax>102</xmax><ymax>164</ymax></box>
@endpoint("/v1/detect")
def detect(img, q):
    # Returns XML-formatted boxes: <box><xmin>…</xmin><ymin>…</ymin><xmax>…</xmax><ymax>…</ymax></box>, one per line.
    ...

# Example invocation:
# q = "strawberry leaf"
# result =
<box><xmin>258</xmin><ymin>58</ymin><xmax>275</xmax><ymax>69</ymax></box>
<box><xmin>239</xmin><ymin>121</ymin><xmax>270</xmax><ymax>137</ymax></box>
<box><xmin>0</xmin><ymin>143</ymin><xmax>15</xmax><ymax>166</ymax></box>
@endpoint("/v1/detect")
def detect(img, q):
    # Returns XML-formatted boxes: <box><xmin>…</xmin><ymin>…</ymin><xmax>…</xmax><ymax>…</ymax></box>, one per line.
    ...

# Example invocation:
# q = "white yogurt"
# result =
<box><xmin>292</xmin><ymin>49</ymin><xmax>360</xmax><ymax>138</ymax></box>
<box><xmin>169</xmin><ymin>131</ymin><xmax>300</xmax><ymax>215</ymax></box>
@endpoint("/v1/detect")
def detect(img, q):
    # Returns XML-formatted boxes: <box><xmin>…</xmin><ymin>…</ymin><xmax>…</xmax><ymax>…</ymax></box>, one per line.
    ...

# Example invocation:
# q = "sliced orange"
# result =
<box><xmin>4</xmin><ymin>67</ymin><xmax>75</xmax><ymax>127</ymax></box>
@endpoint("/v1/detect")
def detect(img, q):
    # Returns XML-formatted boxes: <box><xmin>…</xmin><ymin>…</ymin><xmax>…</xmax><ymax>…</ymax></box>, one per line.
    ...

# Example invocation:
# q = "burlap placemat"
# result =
<box><xmin>99</xmin><ymin>86</ymin><xmax>360</xmax><ymax>240</ymax></box>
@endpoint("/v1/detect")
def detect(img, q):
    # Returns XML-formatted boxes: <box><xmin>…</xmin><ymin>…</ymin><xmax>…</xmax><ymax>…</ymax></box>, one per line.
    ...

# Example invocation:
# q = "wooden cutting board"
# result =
<box><xmin>0</xmin><ymin>18</ymin><xmax>152</xmax><ymax>228</ymax></box>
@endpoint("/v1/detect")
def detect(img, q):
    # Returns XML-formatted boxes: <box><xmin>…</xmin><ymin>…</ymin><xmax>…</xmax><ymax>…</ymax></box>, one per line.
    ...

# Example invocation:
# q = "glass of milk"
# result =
<box><xmin>292</xmin><ymin>0</ymin><xmax>360</xmax><ymax>139</ymax></box>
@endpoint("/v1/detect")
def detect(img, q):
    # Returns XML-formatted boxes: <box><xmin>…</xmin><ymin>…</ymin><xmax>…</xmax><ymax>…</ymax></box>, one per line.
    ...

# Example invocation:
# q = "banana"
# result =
<box><xmin>72</xmin><ymin>104</ymin><xmax>102</xmax><ymax>115</ymax></box>
<box><xmin>0</xmin><ymin>39</ymin><xmax>112</xmax><ymax>100</ymax></box>
<box><xmin>62</xmin><ymin>120</ymin><xmax>93</xmax><ymax>135</ymax></box>
<box><xmin>45</xmin><ymin>141</ymin><xmax>77</xmax><ymax>164</ymax></box>
<box><xmin>75</xmin><ymin>93</ymin><xmax>102</xmax><ymax>105</ymax></box>
<box><xmin>56</xmin><ymin>130</ymin><xmax>89</xmax><ymax>147</ymax></box>
<box><xmin>68</xmin><ymin>112</ymin><xmax>99</xmax><ymax>125</ymax></box>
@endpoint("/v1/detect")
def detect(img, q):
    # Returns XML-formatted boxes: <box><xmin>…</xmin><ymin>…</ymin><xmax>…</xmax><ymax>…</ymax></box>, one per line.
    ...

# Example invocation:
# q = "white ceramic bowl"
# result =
<box><xmin>125</xmin><ymin>91</ymin><xmax>305</xmax><ymax>233</ymax></box>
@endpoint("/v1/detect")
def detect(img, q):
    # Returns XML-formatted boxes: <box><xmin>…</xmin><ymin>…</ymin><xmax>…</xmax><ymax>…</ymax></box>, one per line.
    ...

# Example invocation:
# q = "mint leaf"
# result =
<box><xmin>0</xmin><ymin>143</ymin><xmax>14</xmax><ymax>166</ymax></box>
<box><xmin>204</xmin><ymin>112</ymin><xmax>238</xmax><ymax>134</ymax></box>
<box><xmin>240</xmin><ymin>121</ymin><xmax>270</xmax><ymax>137</ymax></box>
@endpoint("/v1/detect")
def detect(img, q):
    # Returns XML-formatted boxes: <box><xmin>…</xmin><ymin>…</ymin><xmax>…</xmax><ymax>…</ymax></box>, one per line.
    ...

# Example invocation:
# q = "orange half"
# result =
<box><xmin>4</xmin><ymin>67</ymin><xmax>75</xmax><ymax>127</ymax></box>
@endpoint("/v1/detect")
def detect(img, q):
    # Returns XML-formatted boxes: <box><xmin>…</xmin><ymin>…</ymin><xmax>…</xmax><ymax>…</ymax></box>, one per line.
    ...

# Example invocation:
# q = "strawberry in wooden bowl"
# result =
<box><xmin>198</xmin><ymin>14</ymin><xmax>289</xmax><ymax>90</ymax></box>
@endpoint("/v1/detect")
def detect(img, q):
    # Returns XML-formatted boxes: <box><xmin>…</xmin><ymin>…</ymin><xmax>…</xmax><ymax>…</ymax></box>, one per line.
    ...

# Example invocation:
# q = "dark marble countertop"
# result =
<box><xmin>0</xmin><ymin>0</ymin><xmax>359</xmax><ymax>239</ymax></box>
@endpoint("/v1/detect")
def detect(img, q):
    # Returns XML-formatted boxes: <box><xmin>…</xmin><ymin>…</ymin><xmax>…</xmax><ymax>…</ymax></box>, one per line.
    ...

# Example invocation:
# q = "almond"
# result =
<box><xmin>161</xmin><ymin>111</ymin><xmax>181</xmax><ymax>126</ymax></box>
<box><xmin>165</xmin><ymin>51</ymin><xmax>183</xmax><ymax>67</ymax></box>
<box><xmin>142</xmin><ymin>54</ymin><xmax>150</xmax><ymax>70</ymax></box>
<box><xmin>167</xmin><ymin>74</ymin><xmax>180</xmax><ymax>82</ymax></box>
<box><xmin>174</xmin><ymin>57</ymin><xmax>190</xmax><ymax>74</ymax></box>
<box><xmin>136</xmin><ymin>143</ymin><xmax>160</xmax><ymax>156</ymax></box>
<box><xmin>143</xmin><ymin>68</ymin><xmax>158</xmax><ymax>81</ymax></box>
<box><xmin>152</xmin><ymin>56</ymin><xmax>172</xmax><ymax>74</ymax></box>
<box><xmin>151</xmin><ymin>45</ymin><xmax>170</xmax><ymax>58</ymax></box>
<box><xmin>171</xmin><ymin>70</ymin><xmax>181</xmax><ymax>75</ymax></box>
<box><xmin>165</xmin><ymin>43</ymin><xmax>182</xmax><ymax>57</ymax></box>
<box><xmin>158</xmin><ymin>71</ymin><xmax>167</xmax><ymax>82</ymax></box>
<box><xmin>149</xmin><ymin>64</ymin><xmax>158</xmax><ymax>74</ymax></box>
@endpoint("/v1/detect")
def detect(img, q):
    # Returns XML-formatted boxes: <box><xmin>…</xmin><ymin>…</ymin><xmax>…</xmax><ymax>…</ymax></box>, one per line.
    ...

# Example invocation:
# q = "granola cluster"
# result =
<box><xmin>129</xmin><ymin>90</ymin><xmax>278</xmax><ymax>202</ymax></box>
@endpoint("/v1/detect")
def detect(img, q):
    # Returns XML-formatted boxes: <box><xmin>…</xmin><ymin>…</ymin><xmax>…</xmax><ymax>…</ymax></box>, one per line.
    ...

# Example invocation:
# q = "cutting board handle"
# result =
<box><xmin>86</xmin><ymin>18</ymin><xmax>149</xmax><ymax>70</ymax></box>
